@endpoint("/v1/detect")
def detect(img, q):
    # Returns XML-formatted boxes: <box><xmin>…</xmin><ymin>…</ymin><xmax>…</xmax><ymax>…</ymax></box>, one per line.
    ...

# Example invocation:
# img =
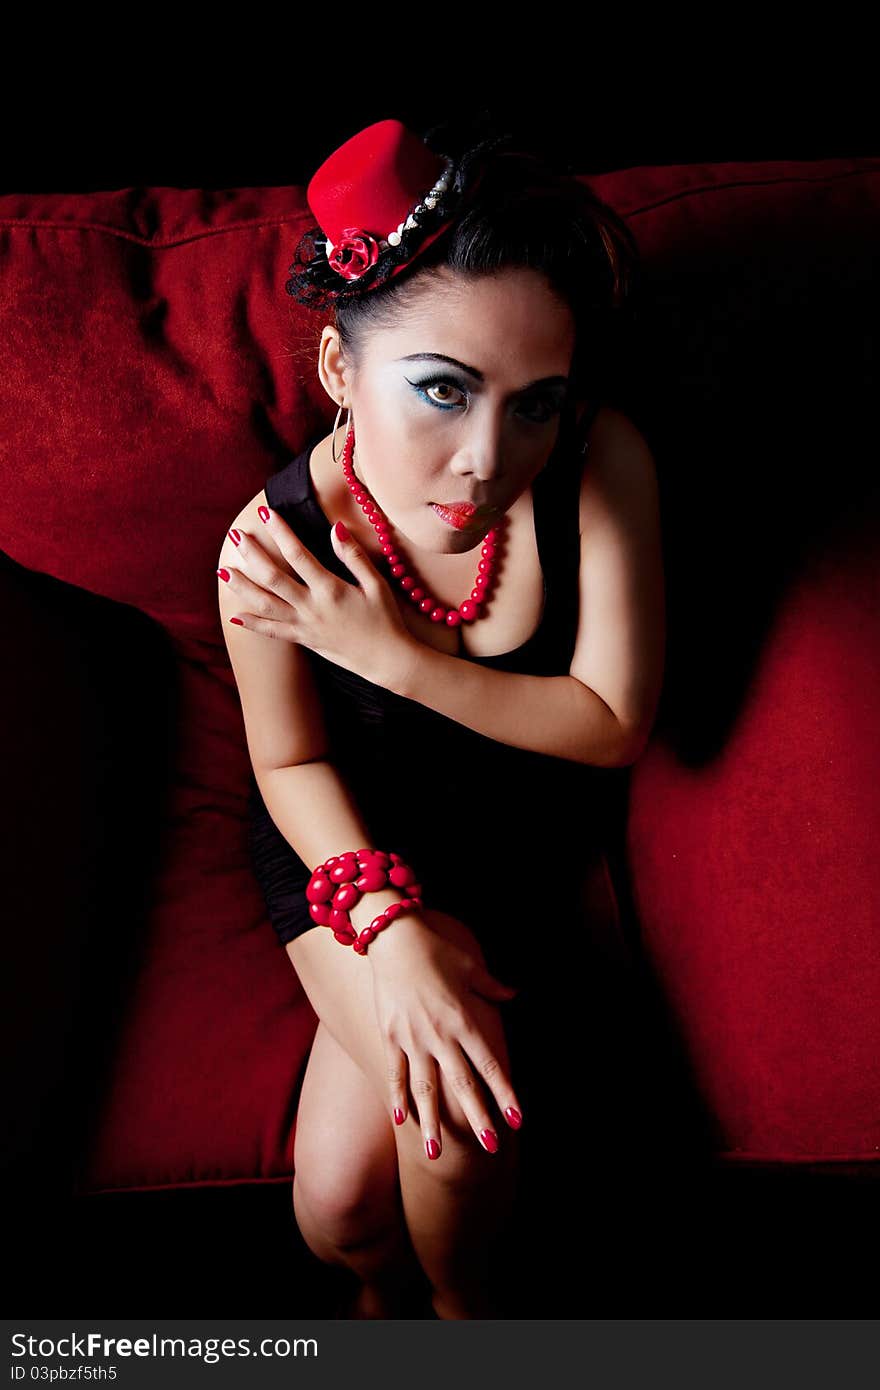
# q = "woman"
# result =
<box><xmin>216</xmin><ymin>117</ymin><xmax>665</xmax><ymax>1318</ymax></box>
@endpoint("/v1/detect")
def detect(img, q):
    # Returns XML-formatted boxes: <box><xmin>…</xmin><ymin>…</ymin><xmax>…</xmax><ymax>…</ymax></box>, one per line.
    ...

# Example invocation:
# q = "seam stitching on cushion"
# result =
<box><xmin>3</xmin><ymin>163</ymin><xmax>879</xmax><ymax>245</ymax></box>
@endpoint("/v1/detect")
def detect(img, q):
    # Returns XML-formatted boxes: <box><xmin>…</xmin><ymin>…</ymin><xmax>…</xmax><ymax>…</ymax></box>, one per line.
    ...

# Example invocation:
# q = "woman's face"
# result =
<box><xmin>322</xmin><ymin>267</ymin><xmax>577</xmax><ymax>555</ymax></box>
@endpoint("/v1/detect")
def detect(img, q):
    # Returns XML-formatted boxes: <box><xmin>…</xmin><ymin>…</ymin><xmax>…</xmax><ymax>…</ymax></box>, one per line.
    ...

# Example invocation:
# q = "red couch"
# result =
<box><xmin>3</xmin><ymin>154</ymin><xmax>878</xmax><ymax>1312</ymax></box>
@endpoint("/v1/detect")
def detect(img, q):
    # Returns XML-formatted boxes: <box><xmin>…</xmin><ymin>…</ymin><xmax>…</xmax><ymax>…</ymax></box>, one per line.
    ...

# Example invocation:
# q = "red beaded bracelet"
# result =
<box><xmin>305</xmin><ymin>848</ymin><xmax>424</xmax><ymax>955</ymax></box>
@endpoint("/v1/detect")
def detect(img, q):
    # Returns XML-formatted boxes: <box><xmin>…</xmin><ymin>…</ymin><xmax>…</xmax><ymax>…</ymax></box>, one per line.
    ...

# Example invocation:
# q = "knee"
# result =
<box><xmin>293</xmin><ymin>1163</ymin><xmax>399</xmax><ymax>1256</ymax></box>
<box><xmin>399</xmin><ymin>1109</ymin><xmax>520</xmax><ymax>1193</ymax></box>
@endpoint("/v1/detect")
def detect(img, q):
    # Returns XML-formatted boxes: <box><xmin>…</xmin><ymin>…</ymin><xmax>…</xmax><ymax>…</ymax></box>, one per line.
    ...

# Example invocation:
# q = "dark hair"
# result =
<box><xmin>286</xmin><ymin>115</ymin><xmax>640</xmax><ymax>409</ymax></box>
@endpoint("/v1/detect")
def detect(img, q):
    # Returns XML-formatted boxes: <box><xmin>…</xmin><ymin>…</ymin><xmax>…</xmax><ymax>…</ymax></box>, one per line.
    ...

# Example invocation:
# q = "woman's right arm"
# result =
<box><xmin>218</xmin><ymin>491</ymin><xmax>419</xmax><ymax>927</ymax></box>
<box><xmin>217</xmin><ymin>493</ymin><xmax>523</xmax><ymax>1152</ymax></box>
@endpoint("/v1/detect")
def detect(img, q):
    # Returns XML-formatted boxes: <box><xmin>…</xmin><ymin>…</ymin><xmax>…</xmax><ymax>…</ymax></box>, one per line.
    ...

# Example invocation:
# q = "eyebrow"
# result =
<box><xmin>396</xmin><ymin>352</ymin><xmax>570</xmax><ymax>395</ymax></box>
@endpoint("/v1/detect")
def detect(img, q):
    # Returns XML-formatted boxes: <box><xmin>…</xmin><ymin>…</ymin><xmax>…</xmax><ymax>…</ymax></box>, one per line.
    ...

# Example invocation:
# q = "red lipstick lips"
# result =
<box><xmin>431</xmin><ymin>501</ymin><xmax>493</xmax><ymax>531</ymax></box>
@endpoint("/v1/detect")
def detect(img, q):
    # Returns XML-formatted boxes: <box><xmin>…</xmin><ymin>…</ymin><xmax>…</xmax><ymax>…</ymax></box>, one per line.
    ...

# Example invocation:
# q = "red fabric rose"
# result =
<box><xmin>327</xmin><ymin>227</ymin><xmax>381</xmax><ymax>281</ymax></box>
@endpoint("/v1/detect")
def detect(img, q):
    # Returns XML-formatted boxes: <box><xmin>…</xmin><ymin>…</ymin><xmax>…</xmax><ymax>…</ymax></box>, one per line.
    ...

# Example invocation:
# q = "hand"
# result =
<box><xmin>367</xmin><ymin>908</ymin><xmax>525</xmax><ymax>1162</ymax></box>
<box><xmin>220</xmin><ymin>508</ymin><xmax>418</xmax><ymax>689</ymax></box>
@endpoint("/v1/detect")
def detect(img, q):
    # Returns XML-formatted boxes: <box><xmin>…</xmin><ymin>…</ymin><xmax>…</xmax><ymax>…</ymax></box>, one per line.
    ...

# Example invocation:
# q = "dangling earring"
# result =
<box><xmin>331</xmin><ymin>402</ymin><xmax>352</xmax><ymax>465</ymax></box>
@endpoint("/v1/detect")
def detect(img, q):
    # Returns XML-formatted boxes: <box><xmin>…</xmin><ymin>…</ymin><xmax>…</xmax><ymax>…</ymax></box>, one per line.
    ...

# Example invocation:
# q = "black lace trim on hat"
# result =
<box><xmin>284</xmin><ymin>130</ymin><xmax>515</xmax><ymax>311</ymax></box>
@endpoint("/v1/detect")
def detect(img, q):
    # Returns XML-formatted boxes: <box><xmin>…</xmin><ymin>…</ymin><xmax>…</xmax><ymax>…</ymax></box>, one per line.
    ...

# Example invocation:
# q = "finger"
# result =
<box><xmin>257</xmin><ymin>505</ymin><xmax>332</xmax><ymax>588</ymax></box>
<box><xmin>457</xmin><ymin>1026</ymin><xmax>524</xmax><ymax>1135</ymax></box>
<box><xmin>224</xmin><ymin>523</ymin><xmax>314</xmax><ymax>600</ymax></box>
<box><xmin>218</xmin><ymin>520</ymin><xmax>311</xmax><ymax>622</ymax></box>
<box><xmin>470</xmin><ymin>962</ymin><xmax>519</xmax><ymax>1003</ymax></box>
<box><xmin>434</xmin><ymin>1041</ymin><xmax>504</xmax><ymax>1155</ymax></box>
<box><xmin>216</xmin><ymin>565</ymin><xmax>298</xmax><ymax>639</ymax></box>
<box><xmin>330</xmin><ymin>520</ymin><xmax>382</xmax><ymax>597</ymax></box>
<box><xmin>408</xmin><ymin>1053</ymin><xmax>443</xmax><ymax>1161</ymax></box>
<box><xmin>382</xmin><ymin>1037</ymin><xmax>409</xmax><ymax>1129</ymax></box>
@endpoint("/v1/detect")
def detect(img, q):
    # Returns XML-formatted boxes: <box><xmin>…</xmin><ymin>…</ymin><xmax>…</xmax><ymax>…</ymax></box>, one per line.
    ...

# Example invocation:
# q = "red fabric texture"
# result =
<box><xmin>1</xmin><ymin>157</ymin><xmax>877</xmax><ymax>1189</ymax></box>
<box><xmin>628</xmin><ymin>518</ymin><xmax>880</xmax><ymax>1163</ymax></box>
<box><xmin>0</xmin><ymin>186</ymin><xmax>331</xmax><ymax>1193</ymax></box>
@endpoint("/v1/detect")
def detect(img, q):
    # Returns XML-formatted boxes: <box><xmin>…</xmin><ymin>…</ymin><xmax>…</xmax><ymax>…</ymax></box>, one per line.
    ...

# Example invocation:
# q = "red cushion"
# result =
<box><xmin>628</xmin><ymin>516</ymin><xmax>880</xmax><ymax>1163</ymax></box>
<box><xmin>611</xmin><ymin>157</ymin><xmax>880</xmax><ymax>1165</ymax></box>
<box><xmin>0</xmin><ymin>186</ymin><xmax>331</xmax><ymax>1193</ymax></box>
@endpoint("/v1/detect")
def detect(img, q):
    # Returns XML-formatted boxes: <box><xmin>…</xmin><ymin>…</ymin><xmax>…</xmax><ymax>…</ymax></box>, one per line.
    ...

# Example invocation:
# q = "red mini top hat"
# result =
<box><xmin>285</xmin><ymin>117</ymin><xmax>501</xmax><ymax>309</ymax></box>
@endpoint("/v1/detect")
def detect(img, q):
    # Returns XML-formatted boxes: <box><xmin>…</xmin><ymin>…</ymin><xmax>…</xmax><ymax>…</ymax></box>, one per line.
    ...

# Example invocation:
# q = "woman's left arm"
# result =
<box><xmin>389</xmin><ymin>409</ymin><xmax>666</xmax><ymax>769</ymax></box>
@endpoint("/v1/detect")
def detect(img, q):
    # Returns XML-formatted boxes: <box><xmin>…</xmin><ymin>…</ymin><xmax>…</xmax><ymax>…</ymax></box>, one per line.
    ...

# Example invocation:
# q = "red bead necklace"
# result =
<box><xmin>340</xmin><ymin>422</ymin><xmax>504</xmax><ymax>627</ymax></box>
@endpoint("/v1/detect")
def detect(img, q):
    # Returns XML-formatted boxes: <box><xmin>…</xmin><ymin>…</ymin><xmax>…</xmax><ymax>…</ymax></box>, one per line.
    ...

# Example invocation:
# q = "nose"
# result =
<box><xmin>448</xmin><ymin>422</ymin><xmax>506</xmax><ymax>484</ymax></box>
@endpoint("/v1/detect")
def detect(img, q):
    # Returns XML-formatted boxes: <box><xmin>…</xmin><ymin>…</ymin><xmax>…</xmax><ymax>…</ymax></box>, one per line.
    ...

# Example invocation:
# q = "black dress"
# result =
<box><xmin>246</xmin><ymin>405</ymin><xmax>607</xmax><ymax>986</ymax></box>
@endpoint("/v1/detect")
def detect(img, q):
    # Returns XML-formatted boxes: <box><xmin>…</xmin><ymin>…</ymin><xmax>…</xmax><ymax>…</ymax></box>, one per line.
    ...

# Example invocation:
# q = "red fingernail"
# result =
<box><xmin>426</xmin><ymin>1138</ymin><xmax>441</xmax><ymax>1160</ymax></box>
<box><xmin>505</xmin><ymin>1107</ymin><xmax>522</xmax><ymax>1130</ymax></box>
<box><xmin>258</xmin><ymin>506</ymin><xmax>270</xmax><ymax>523</ymax></box>
<box><xmin>393</xmin><ymin>1108</ymin><xmax>405</xmax><ymax>1125</ymax></box>
<box><xmin>229</xmin><ymin>617</ymin><xmax>244</xmax><ymax>626</ymax></box>
<box><xmin>217</xmin><ymin>568</ymin><xmax>230</xmax><ymax>582</ymax></box>
<box><xmin>335</xmin><ymin>520</ymin><xmax>350</xmax><ymax>541</ymax></box>
<box><xmin>480</xmin><ymin>1129</ymin><xmax>499</xmax><ymax>1153</ymax></box>
<box><xmin>227</xmin><ymin>529</ymin><xmax>241</xmax><ymax>546</ymax></box>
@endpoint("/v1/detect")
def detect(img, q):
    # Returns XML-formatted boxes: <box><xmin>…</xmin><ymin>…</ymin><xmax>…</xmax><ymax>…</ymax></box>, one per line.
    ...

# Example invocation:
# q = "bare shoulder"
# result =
<box><xmin>585</xmin><ymin>405</ymin><xmax>655</xmax><ymax>473</ymax></box>
<box><xmin>217</xmin><ymin>486</ymin><xmax>283</xmax><ymax>573</ymax></box>
<box><xmin>578</xmin><ymin>406</ymin><xmax>659</xmax><ymax>532</ymax></box>
<box><xmin>569</xmin><ymin>402</ymin><xmax>665</xmax><ymax>758</ymax></box>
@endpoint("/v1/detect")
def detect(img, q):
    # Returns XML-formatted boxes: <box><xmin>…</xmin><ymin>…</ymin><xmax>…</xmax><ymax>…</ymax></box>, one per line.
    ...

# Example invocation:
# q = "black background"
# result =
<box><xmin>2</xmin><ymin>41</ymin><xmax>877</xmax><ymax>194</ymax></box>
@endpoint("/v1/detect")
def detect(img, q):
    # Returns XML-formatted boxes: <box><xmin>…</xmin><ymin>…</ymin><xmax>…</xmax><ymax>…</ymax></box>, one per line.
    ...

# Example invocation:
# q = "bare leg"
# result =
<box><xmin>386</xmin><ymin>953</ymin><xmax>521</xmax><ymax>1318</ymax></box>
<box><xmin>395</xmin><ymin>1116</ymin><xmax>518</xmax><ymax>1318</ymax></box>
<box><xmin>285</xmin><ymin>908</ymin><xmax>521</xmax><ymax>1318</ymax></box>
<box><xmin>292</xmin><ymin>1020</ymin><xmax>429</xmax><ymax>1316</ymax></box>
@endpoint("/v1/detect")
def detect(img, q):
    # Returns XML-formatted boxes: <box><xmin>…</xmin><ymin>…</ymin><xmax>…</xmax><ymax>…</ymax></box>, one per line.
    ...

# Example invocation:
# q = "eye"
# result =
<box><xmin>518</xmin><ymin>397</ymin><xmax>562</xmax><ymax>425</ymax></box>
<box><xmin>407</xmin><ymin>376</ymin><xmax>466</xmax><ymax>411</ymax></box>
<box><xmin>406</xmin><ymin>375</ymin><xmax>563</xmax><ymax>423</ymax></box>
